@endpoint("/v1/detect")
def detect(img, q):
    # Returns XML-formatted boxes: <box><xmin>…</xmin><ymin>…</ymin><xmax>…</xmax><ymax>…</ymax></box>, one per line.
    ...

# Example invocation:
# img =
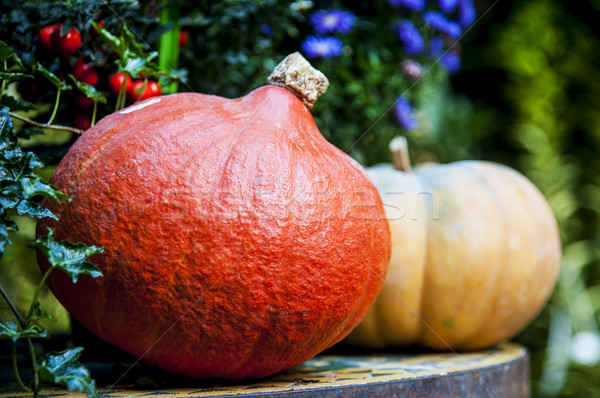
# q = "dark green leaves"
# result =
<box><xmin>69</xmin><ymin>75</ymin><xmax>107</xmax><ymax>104</ymax></box>
<box><xmin>38</xmin><ymin>348</ymin><xmax>97</xmax><ymax>398</ymax></box>
<box><xmin>0</xmin><ymin>321</ymin><xmax>50</xmax><ymax>342</ymax></box>
<box><xmin>35</xmin><ymin>228</ymin><xmax>104</xmax><ymax>283</ymax></box>
<box><xmin>0</xmin><ymin>72</ymin><xmax>32</xmax><ymax>83</ymax></box>
<box><xmin>0</xmin><ymin>107</ymin><xmax>68</xmax><ymax>255</ymax></box>
<box><xmin>37</xmin><ymin>63</ymin><xmax>71</xmax><ymax>91</ymax></box>
<box><xmin>0</xmin><ymin>95</ymin><xmax>34</xmax><ymax>112</ymax></box>
<box><xmin>91</xmin><ymin>21</ymin><xmax>179</xmax><ymax>81</ymax></box>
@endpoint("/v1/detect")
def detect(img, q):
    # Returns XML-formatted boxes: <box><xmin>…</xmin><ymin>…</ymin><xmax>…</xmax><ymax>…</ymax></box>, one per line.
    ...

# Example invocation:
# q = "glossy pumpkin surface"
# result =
<box><xmin>37</xmin><ymin>86</ymin><xmax>390</xmax><ymax>378</ymax></box>
<box><xmin>346</xmin><ymin>160</ymin><xmax>561</xmax><ymax>350</ymax></box>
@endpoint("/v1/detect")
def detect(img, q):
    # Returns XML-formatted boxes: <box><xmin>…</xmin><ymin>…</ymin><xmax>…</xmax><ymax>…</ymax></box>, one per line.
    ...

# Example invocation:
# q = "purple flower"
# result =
<box><xmin>260</xmin><ymin>24</ymin><xmax>273</xmax><ymax>36</ymax></box>
<box><xmin>458</xmin><ymin>0</ymin><xmax>476</xmax><ymax>27</ymax></box>
<box><xmin>441</xmin><ymin>51</ymin><xmax>461</xmax><ymax>74</ymax></box>
<box><xmin>302</xmin><ymin>36</ymin><xmax>344</xmax><ymax>58</ymax></box>
<box><xmin>423</xmin><ymin>11</ymin><xmax>462</xmax><ymax>38</ymax></box>
<box><xmin>395</xmin><ymin>20</ymin><xmax>424</xmax><ymax>56</ymax></box>
<box><xmin>438</xmin><ymin>0</ymin><xmax>458</xmax><ymax>13</ymax></box>
<box><xmin>429</xmin><ymin>36</ymin><xmax>445</xmax><ymax>58</ymax></box>
<box><xmin>310</xmin><ymin>9</ymin><xmax>356</xmax><ymax>35</ymax></box>
<box><xmin>388</xmin><ymin>0</ymin><xmax>425</xmax><ymax>11</ymax></box>
<box><xmin>394</xmin><ymin>96</ymin><xmax>418</xmax><ymax>130</ymax></box>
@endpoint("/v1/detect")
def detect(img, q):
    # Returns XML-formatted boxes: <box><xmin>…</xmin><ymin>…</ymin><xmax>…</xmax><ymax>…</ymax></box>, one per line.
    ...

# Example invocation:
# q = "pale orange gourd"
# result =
<box><xmin>347</xmin><ymin>137</ymin><xmax>561</xmax><ymax>350</ymax></box>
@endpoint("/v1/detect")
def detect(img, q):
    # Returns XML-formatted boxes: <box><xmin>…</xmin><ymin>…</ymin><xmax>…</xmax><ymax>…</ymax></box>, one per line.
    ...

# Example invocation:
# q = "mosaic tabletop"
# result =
<box><xmin>1</xmin><ymin>343</ymin><xmax>528</xmax><ymax>398</ymax></box>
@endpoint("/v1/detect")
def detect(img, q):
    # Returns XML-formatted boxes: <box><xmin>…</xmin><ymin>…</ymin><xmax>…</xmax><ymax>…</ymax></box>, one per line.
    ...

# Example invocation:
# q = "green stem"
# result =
<box><xmin>0</xmin><ymin>282</ymin><xmax>26</xmax><ymax>328</ymax></box>
<box><xmin>134</xmin><ymin>79</ymin><xmax>148</xmax><ymax>104</ymax></box>
<box><xmin>91</xmin><ymin>100</ymin><xmax>98</xmax><ymax>126</ymax></box>
<box><xmin>116</xmin><ymin>75</ymin><xmax>128</xmax><ymax>111</ymax></box>
<box><xmin>27</xmin><ymin>337</ymin><xmax>39</xmax><ymax>397</ymax></box>
<box><xmin>159</xmin><ymin>1</ymin><xmax>181</xmax><ymax>94</ymax></box>
<box><xmin>26</xmin><ymin>267</ymin><xmax>54</xmax><ymax>322</ymax></box>
<box><xmin>8</xmin><ymin>111</ymin><xmax>83</xmax><ymax>135</ymax></box>
<box><xmin>12</xmin><ymin>341</ymin><xmax>31</xmax><ymax>392</ymax></box>
<box><xmin>46</xmin><ymin>89</ymin><xmax>61</xmax><ymax>125</ymax></box>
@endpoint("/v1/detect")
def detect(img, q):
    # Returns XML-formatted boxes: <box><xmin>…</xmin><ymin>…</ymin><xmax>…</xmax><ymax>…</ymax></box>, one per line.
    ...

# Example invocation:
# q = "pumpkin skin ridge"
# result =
<box><xmin>415</xmin><ymin>162</ymin><xmax>508</xmax><ymax>348</ymax></box>
<box><xmin>37</xmin><ymin>87</ymin><xmax>390</xmax><ymax>379</ymax></box>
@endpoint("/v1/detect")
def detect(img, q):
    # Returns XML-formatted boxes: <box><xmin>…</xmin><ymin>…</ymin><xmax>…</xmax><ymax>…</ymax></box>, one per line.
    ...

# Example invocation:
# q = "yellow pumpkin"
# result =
<box><xmin>346</xmin><ymin>137</ymin><xmax>561</xmax><ymax>350</ymax></box>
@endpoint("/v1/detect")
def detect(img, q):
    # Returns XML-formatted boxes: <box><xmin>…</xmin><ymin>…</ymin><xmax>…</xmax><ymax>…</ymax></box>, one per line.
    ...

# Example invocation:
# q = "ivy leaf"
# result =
<box><xmin>30</xmin><ymin>302</ymin><xmax>56</xmax><ymax>322</ymax></box>
<box><xmin>15</xmin><ymin>199</ymin><xmax>56</xmax><ymax>220</ymax></box>
<box><xmin>0</xmin><ymin>218</ymin><xmax>17</xmax><ymax>256</ymax></box>
<box><xmin>38</xmin><ymin>348</ymin><xmax>97</xmax><ymax>398</ymax></box>
<box><xmin>0</xmin><ymin>40</ymin><xmax>24</xmax><ymax>69</ymax></box>
<box><xmin>0</xmin><ymin>95</ymin><xmax>35</xmax><ymax>112</ymax></box>
<box><xmin>0</xmin><ymin>40</ymin><xmax>13</xmax><ymax>61</ymax></box>
<box><xmin>37</xmin><ymin>63</ymin><xmax>71</xmax><ymax>91</ymax></box>
<box><xmin>35</xmin><ymin>228</ymin><xmax>104</xmax><ymax>283</ymax></box>
<box><xmin>0</xmin><ymin>72</ymin><xmax>33</xmax><ymax>83</ymax></box>
<box><xmin>68</xmin><ymin>75</ymin><xmax>107</xmax><ymax>104</ymax></box>
<box><xmin>19</xmin><ymin>174</ymin><xmax>69</xmax><ymax>203</ymax></box>
<box><xmin>0</xmin><ymin>321</ymin><xmax>50</xmax><ymax>342</ymax></box>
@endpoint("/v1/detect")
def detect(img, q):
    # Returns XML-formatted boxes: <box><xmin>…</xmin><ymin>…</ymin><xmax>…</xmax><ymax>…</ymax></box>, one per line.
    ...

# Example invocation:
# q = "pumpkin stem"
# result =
<box><xmin>267</xmin><ymin>52</ymin><xmax>329</xmax><ymax>109</ymax></box>
<box><xmin>390</xmin><ymin>136</ymin><xmax>412</xmax><ymax>172</ymax></box>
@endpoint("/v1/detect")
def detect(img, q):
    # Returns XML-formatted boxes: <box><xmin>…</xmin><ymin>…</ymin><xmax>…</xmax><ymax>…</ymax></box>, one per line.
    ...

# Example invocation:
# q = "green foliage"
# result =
<box><xmin>35</xmin><ymin>228</ymin><xmax>104</xmax><ymax>283</ymax></box>
<box><xmin>1</xmin><ymin>38</ymin><xmax>102</xmax><ymax>395</ymax></box>
<box><xmin>0</xmin><ymin>320</ymin><xmax>50</xmax><ymax>341</ymax></box>
<box><xmin>38</xmin><ymin>348</ymin><xmax>97</xmax><ymax>398</ymax></box>
<box><xmin>458</xmin><ymin>1</ymin><xmax>600</xmax><ymax>397</ymax></box>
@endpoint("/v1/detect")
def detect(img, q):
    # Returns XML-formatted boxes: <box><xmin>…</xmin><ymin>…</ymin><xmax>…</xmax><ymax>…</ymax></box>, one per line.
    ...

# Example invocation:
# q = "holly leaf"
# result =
<box><xmin>38</xmin><ymin>348</ymin><xmax>97</xmax><ymax>398</ymax></box>
<box><xmin>35</xmin><ymin>228</ymin><xmax>104</xmax><ymax>283</ymax></box>
<box><xmin>0</xmin><ymin>321</ymin><xmax>50</xmax><ymax>342</ymax></box>
<box><xmin>68</xmin><ymin>75</ymin><xmax>107</xmax><ymax>104</ymax></box>
<box><xmin>36</xmin><ymin>63</ymin><xmax>71</xmax><ymax>91</ymax></box>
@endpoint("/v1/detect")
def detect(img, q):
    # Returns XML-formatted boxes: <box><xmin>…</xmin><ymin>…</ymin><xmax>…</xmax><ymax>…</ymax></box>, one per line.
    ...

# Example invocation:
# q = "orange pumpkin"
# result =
<box><xmin>36</xmin><ymin>54</ymin><xmax>390</xmax><ymax>378</ymax></box>
<box><xmin>346</xmin><ymin>137</ymin><xmax>561</xmax><ymax>350</ymax></box>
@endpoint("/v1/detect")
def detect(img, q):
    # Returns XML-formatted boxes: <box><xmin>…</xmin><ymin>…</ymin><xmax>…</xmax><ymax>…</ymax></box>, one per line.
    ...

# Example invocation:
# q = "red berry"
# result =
<box><xmin>51</xmin><ymin>25</ymin><xmax>82</xmax><ymax>57</ymax></box>
<box><xmin>75</xmin><ymin>95</ymin><xmax>94</xmax><ymax>109</ymax></box>
<box><xmin>127</xmin><ymin>80</ymin><xmax>162</xmax><ymax>103</ymax></box>
<box><xmin>72</xmin><ymin>58</ymin><xmax>99</xmax><ymax>87</ymax></box>
<box><xmin>109</xmin><ymin>73</ymin><xmax>133</xmax><ymax>96</ymax></box>
<box><xmin>38</xmin><ymin>25</ymin><xmax>57</xmax><ymax>52</ymax></box>
<box><xmin>179</xmin><ymin>31</ymin><xmax>189</xmax><ymax>47</ymax></box>
<box><xmin>73</xmin><ymin>114</ymin><xmax>92</xmax><ymax>130</ymax></box>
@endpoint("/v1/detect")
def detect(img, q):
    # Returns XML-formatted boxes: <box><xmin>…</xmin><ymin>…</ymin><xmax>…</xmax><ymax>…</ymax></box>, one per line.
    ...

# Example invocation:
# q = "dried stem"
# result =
<box><xmin>9</xmin><ymin>111</ymin><xmax>84</xmax><ymax>135</ymax></box>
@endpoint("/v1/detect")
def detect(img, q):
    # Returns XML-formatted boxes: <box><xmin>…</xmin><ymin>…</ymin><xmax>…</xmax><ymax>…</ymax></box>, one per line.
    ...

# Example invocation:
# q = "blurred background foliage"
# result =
<box><xmin>2</xmin><ymin>0</ymin><xmax>600</xmax><ymax>396</ymax></box>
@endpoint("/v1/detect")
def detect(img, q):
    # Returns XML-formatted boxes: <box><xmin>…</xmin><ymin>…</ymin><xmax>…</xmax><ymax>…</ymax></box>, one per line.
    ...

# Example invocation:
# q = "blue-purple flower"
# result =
<box><xmin>441</xmin><ymin>51</ymin><xmax>461</xmax><ymax>73</ymax></box>
<box><xmin>438</xmin><ymin>0</ymin><xmax>458</xmax><ymax>13</ymax></box>
<box><xmin>395</xmin><ymin>20</ymin><xmax>424</xmax><ymax>56</ymax></box>
<box><xmin>423</xmin><ymin>11</ymin><xmax>462</xmax><ymax>38</ymax></box>
<box><xmin>394</xmin><ymin>96</ymin><xmax>418</xmax><ymax>130</ymax></box>
<box><xmin>429</xmin><ymin>36</ymin><xmax>445</xmax><ymax>57</ymax></box>
<box><xmin>388</xmin><ymin>0</ymin><xmax>425</xmax><ymax>12</ymax></box>
<box><xmin>458</xmin><ymin>0</ymin><xmax>476</xmax><ymax>27</ymax></box>
<box><xmin>310</xmin><ymin>9</ymin><xmax>356</xmax><ymax>35</ymax></box>
<box><xmin>302</xmin><ymin>36</ymin><xmax>344</xmax><ymax>58</ymax></box>
<box><xmin>260</xmin><ymin>24</ymin><xmax>273</xmax><ymax>36</ymax></box>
